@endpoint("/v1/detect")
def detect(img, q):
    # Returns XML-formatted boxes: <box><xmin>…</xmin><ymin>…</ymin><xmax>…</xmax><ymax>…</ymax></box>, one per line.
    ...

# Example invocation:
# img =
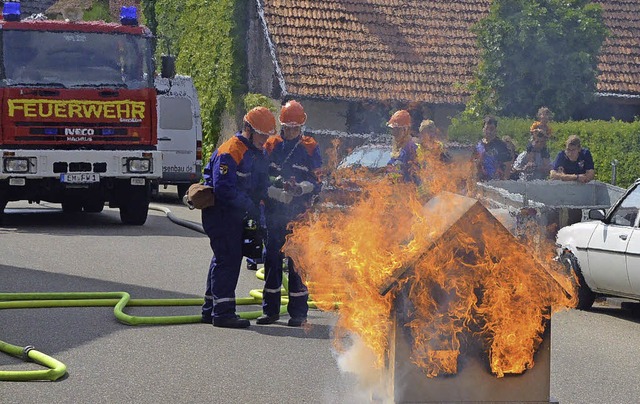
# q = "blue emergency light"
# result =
<box><xmin>44</xmin><ymin>128</ymin><xmax>57</xmax><ymax>135</ymax></box>
<box><xmin>102</xmin><ymin>129</ymin><xmax>115</xmax><ymax>135</ymax></box>
<box><xmin>120</xmin><ymin>6</ymin><xmax>138</xmax><ymax>26</ymax></box>
<box><xmin>3</xmin><ymin>2</ymin><xmax>21</xmax><ymax>22</ymax></box>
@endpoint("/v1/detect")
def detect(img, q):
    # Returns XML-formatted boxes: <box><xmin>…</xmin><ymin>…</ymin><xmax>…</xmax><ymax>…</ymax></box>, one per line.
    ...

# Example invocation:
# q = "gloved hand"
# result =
<box><xmin>268</xmin><ymin>186</ymin><xmax>293</xmax><ymax>204</ymax></box>
<box><xmin>283</xmin><ymin>179</ymin><xmax>314</xmax><ymax>196</ymax></box>
<box><xmin>298</xmin><ymin>181</ymin><xmax>314</xmax><ymax>195</ymax></box>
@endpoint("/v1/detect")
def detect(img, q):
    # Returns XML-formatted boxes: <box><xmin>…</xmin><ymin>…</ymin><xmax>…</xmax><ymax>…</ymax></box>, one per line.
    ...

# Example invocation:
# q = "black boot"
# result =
<box><xmin>201</xmin><ymin>314</ymin><xmax>213</xmax><ymax>324</ymax></box>
<box><xmin>256</xmin><ymin>314</ymin><xmax>280</xmax><ymax>325</ymax></box>
<box><xmin>246</xmin><ymin>261</ymin><xmax>258</xmax><ymax>271</ymax></box>
<box><xmin>213</xmin><ymin>316</ymin><xmax>250</xmax><ymax>329</ymax></box>
<box><xmin>287</xmin><ymin>317</ymin><xmax>307</xmax><ymax>327</ymax></box>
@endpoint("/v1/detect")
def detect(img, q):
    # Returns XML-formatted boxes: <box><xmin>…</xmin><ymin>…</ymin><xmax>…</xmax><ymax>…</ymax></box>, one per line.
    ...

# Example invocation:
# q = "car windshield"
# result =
<box><xmin>609</xmin><ymin>184</ymin><xmax>640</xmax><ymax>226</ymax></box>
<box><xmin>1</xmin><ymin>30</ymin><xmax>152</xmax><ymax>89</ymax></box>
<box><xmin>338</xmin><ymin>145</ymin><xmax>391</xmax><ymax>169</ymax></box>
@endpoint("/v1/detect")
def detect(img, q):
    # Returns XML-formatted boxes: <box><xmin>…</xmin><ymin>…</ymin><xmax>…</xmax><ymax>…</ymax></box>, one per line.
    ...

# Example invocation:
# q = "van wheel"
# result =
<box><xmin>561</xmin><ymin>252</ymin><xmax>595</xmax><ymax>310</ymax></box>
<box><xmin>119</xmin><ymin>186</ymin><xmax>149</xmax><ymax>225</ymax></box>
<box><xmin>177</xmin><ymin>184</ymin><xmax>190</xmax><ymax>200</ymax></box>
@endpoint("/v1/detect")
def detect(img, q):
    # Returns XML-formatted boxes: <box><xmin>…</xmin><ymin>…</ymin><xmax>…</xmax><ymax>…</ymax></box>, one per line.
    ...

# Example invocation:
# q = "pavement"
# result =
<box><xmin>0</xmin><ymin>189</ymin><xmax>361</xmax><ymax>403</ymax></box>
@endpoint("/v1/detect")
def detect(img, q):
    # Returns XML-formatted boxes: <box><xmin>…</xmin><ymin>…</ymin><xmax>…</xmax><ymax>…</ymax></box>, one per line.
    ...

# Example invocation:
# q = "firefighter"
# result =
<box><xmin>201</xmin><ymin>106</ymin><xmax>276</xmax><ymax>329</ymax></box>
<box><xmin>387</xmin><ymin>109</ymin><xmax>418</xmax><ymax>183</ymax></box>
<box><xmin>256</xmin><ymin>100</ymin><xmax>322</xmax><ymax>327</ymax></box>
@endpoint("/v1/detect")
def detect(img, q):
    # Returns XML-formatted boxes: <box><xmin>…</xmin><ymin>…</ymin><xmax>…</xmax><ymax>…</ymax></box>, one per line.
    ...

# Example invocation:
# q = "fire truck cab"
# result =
<box><xmin>0</xmin><ymin>4</ymin><xmax>161</xmax><ymax>225</ymax></box>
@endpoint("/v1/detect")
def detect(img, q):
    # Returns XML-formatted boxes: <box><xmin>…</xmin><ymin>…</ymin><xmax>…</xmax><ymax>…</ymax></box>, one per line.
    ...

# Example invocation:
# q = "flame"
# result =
<box><xmin>285</xmin><ymin>142</ymin><xmax>577</xmax><ymax>379</ymax></box>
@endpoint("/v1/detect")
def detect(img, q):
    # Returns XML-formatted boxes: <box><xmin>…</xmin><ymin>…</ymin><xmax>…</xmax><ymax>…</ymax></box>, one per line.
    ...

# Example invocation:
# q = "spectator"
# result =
<box><xmin>513</xmin><ymin>129</ymin><xmax>551</xmax><ymax>180</ymax></box>
<box><xmin>550</xmin><ymin>135</ymin><xmax>595</xmax><ymax>183</ymax></box>
<box><xmin>502</xmin><ymin>136</ymin><xmax>518</xmax><ymax>163</ymax></box>
<box><xmin>474</xmin><ymin>116</ymin><xmax>513</xmax><ymax>181</ymax></box>
<box><xmin>530</xmin><ymin>107</ymin><xmax>554</xmax><ymax>139</ymax></box>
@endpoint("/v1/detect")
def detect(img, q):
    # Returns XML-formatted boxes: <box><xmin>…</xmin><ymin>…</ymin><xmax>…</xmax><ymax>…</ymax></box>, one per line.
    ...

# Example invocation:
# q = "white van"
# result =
<box><xmin>154</xmin><ymin>75</ymin><xmax>203</xmax><ymax>198</ymax></box>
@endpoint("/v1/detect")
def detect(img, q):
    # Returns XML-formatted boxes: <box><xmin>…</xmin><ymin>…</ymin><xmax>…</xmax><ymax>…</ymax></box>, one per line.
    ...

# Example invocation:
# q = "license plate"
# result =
<box><xmin>60</xmin><ymin>173</ymin><xmax>100</xmax><ymax>183</ymax></box>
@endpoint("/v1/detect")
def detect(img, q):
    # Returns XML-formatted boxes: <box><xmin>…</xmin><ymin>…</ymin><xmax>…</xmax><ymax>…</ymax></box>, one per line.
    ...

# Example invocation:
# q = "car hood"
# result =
<box><xmin>556</xmin><ymin>220</ymin><xmax>599</xmax><ymax>247</ymax></box>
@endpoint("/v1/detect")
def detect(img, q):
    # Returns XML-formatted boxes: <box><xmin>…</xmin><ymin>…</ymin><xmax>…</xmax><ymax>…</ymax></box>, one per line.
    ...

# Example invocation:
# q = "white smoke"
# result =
<box><xmin>335</xmin><ymin>334</ymin><xmax>394</xmax><ymax>403</ymax></box>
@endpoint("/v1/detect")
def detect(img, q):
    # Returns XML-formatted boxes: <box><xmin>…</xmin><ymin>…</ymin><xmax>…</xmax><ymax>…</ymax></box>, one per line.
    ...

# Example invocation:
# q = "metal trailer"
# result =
<box><xmin>476</xmin><ymin>179</ymin><xmax>626</xmax><ymax>238</ymax></box>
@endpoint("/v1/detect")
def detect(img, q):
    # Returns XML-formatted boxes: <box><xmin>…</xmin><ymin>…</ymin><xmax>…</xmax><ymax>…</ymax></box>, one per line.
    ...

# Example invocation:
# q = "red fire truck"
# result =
<box><xmin>0</xmin><ymin>4</ymin><xmax>161</xmax><ymax>225</ymax></box>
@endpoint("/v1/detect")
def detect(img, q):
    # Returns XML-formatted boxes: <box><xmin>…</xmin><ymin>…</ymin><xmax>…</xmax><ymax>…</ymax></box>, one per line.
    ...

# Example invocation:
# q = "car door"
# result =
<box><xmin>586</xmin><ymin>185</ymin><xmax>640</xmax><ymax>295</ymax></box>
<box><xmin>617</xmin><ymin>186</ymin><xmax>640</xmax><ymax>297</ymax></box>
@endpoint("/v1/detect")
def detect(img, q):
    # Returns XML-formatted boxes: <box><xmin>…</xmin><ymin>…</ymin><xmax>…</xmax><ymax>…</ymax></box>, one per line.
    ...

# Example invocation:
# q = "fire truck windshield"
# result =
<box><xmin>1</xmin><ymin>30</ymin><xmax>152</xmax><ymax>89</ymax></box>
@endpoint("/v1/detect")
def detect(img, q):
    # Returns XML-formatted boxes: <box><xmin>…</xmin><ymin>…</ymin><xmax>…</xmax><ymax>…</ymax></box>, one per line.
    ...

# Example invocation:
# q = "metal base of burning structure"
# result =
<box><xmin>380</xmin><ymin>192</ymin><xmax>563</xmax><ymax>403</ymax></box>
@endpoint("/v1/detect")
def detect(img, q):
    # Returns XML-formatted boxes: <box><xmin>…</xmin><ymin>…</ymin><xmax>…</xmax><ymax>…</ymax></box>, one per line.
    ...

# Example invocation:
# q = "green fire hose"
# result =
<box><xmin>0</xmin><ymin>205</ymin><xmax>312</xmax><ymax>382</ymax></box>
<box><xmin>0</xmin><ymin>340</ymin><xmax>67</xmax><ymax>381</ymax></box>
<box><xmin>0</xmin><ymin>268</ymin><xmax>293</xmax><ymax>381</ymax></box>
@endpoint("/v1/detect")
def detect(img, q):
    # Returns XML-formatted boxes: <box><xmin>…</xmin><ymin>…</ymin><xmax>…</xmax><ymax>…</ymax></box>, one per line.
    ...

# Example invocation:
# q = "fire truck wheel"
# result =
<box><xmin>83</xmin><ymin>199</ymin><xmax>105</xmax><ymax>213</ymax></box>
<box><xmin>62</xmin><ymin>200</ymin><xmax>83</xmax><ymax>213</ymax></box>
<box><xmin>119</xmin><ymin>188</ymin><xmax>149</xmax><ymax>225</ymax></box>
<box><xmin>0</xmin><ymin>197</ymin><xmax>6</xmax><ymax>225</ymax></box>
<box><xmin>562</xmin><ymin>252</ymin><xmax>595</xmax><ymax>310</ymax></box>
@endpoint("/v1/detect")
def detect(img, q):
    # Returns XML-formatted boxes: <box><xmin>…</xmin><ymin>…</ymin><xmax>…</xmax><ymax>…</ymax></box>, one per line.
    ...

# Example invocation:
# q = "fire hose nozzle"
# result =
<box><xmin>182</xmin><ymin>194</ymin><xmax>195</xmax><ymax>210</ymax></box>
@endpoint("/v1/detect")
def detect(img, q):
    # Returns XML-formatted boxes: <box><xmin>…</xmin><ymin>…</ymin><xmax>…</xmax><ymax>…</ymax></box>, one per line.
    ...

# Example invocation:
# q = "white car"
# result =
<box><xmin>556</xmin><ymin>179</ymin><xmax>640</xmax><ymax>309</ymax></box>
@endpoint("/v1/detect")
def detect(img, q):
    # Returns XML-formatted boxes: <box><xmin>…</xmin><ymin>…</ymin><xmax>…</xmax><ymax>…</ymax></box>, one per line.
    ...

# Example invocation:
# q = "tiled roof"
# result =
<box><xmin>261</xmin><ymin>0</ymin><xmax>640</xmax><ymax>103</ymax></box>
<box><xmin>594</xmin><ymin>0</ymin><xmax>640</xmax><ymax>96</ymax></box>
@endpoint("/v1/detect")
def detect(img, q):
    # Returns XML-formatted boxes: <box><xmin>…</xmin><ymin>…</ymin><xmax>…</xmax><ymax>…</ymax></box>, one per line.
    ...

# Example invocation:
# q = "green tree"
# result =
<box><xmin>151</xmin><ymin>0</ymin><xmax>248</xmax><ymax>155</ymax></box>
<box><xmin>467</xmin><ymin>0</ymin><xmax>607</xmax><ymax>120</ymax></box>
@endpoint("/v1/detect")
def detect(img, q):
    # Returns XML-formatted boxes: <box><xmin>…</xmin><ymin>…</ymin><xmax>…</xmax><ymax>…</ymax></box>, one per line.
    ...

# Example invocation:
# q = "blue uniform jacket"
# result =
<box><xmin>388</xmin><ymin>140</ymin><xmax>418</xmax><ymax>183</ymax></box>
<box><xmin>264</xmin><ymin>134</ymin><xmax>322</xmax><ymax>221</ymax></box>
<box><xmin>203</xmin><ymin>133</ymin><xmax>269</xmax><ymax>226</ymax></box>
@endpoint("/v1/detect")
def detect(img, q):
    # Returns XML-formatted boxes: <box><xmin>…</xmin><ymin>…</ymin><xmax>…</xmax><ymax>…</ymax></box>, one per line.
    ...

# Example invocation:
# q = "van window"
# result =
<box><xmin>158</xmin><ymin>97</ymin><xmax>193</xmax><ymax>130</ymax></box>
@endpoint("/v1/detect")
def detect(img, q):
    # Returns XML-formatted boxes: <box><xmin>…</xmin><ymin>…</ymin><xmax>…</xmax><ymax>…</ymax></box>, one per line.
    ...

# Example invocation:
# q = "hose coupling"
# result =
<box><xmin>22</xmin><ymin>345</ymin><xmax>35</xmax><ymax>360</ymax></box>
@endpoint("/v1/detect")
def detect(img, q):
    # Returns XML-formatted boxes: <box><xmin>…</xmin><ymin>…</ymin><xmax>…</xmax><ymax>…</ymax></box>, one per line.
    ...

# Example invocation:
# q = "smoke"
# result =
<box><xmin>335</xmin><ymin>334</ymin><xmax>394</xmax><ymax>403</ymax></box>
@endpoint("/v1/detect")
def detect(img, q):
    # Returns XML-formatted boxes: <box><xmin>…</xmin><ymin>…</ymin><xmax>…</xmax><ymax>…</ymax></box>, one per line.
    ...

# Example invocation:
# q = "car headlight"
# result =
<box><xmin>125</xmin><ymin>158</ymin><xmax>151</xmax><ymax>173</ymax></box>
<box><xmin>4</xmin><ymin>157</ymin><xmax>35</xmax><ymax>173</ymax></box>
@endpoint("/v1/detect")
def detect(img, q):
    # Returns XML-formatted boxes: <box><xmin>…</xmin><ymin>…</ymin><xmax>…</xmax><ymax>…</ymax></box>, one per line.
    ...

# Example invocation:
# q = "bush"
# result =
<box><xmin>153</xmin><ymin>0</ymin><xmax>247</xmax><ymax>158</ymax></box>
<box><xmin>449</xmin><ymin>116</ymin><xmax>640</xmax><ymax>187</ymax></box>
<box><xmin>243</xmin><ymin>93</ymin><xmax>277</xmax><ymax>114</ymax></box>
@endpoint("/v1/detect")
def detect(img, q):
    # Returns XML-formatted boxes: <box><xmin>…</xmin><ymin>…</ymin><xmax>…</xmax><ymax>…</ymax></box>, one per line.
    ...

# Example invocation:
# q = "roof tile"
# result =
<box><xmin>262</xmin><ymin>0</ymin><xmax>640</xmax><ymax>102</ymax></box>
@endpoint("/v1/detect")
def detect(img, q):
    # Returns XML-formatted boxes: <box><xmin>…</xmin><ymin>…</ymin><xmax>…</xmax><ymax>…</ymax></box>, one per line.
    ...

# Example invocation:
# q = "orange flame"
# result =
<box><xmin>285</xmin><ymin>142</ymin><xmax>577</xmax><ymax>378</ymax></box>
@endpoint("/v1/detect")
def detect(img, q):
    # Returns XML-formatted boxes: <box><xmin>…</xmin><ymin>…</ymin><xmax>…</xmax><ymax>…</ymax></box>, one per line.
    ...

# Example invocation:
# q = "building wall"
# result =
<box><xmin>247</xmin><ymin>3</ymin><xmax>277</xmax><ymax>98</ymax></box>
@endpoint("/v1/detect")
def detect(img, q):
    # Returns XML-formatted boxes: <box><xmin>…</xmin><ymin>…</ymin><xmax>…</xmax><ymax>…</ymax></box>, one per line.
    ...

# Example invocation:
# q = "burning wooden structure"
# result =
<box><xmin>380</xmin><ymin>193</ymin><xmax>563</xmax><ymax>403</ymax></box>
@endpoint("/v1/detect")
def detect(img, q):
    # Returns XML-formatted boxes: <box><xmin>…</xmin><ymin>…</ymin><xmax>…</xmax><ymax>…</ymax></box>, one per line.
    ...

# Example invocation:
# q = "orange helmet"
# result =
<box><xmin>387</xmin><ymin>110</ymin><xmax>411</xmax><ymax>128</ymax></box>
<box><xmin>279</xmin><ymin>100</ymin><xmax>307</xmax><ymax>127</ymax></box>
<box><xmin>244</xmin><ymin>107</ymin><xmax>276</xmax><ymax>136</ymax></box>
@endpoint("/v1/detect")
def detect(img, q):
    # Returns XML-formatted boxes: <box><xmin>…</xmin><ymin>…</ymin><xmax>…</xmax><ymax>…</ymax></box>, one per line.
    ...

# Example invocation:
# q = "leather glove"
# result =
<box><xmin>284</xmin><ymin>180</ymin><xmax>314</xmax><ymax>196</ymax></box>
<box><xmin>268</xmin><ymin>186</ymin><xmax>293</xmax><ymax>204</ymax></box>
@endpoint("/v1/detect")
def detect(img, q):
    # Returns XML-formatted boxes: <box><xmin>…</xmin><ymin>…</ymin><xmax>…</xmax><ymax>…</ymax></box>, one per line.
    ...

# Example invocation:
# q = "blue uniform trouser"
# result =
<box><xmin>262</xmin><ymin>217</ymin><xmax>309</xmax><ymax>318</ymax></box>
<box><xmin>201</xmin><ymin>208</ymin><xmax>244</xmax><ymax>319</ymax></box>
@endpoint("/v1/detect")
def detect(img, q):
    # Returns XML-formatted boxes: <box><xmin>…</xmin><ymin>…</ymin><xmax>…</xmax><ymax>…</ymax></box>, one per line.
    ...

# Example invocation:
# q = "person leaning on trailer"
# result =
<box><xmin>549</xmin><ymin>135</ymin><xmax>595</xmax><ymax>183</ymax></box>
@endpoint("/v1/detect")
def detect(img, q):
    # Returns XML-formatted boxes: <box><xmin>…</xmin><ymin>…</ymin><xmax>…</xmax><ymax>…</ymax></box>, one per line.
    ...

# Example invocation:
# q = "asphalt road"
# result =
<box><xmin>1</xmin><ymin>189</ymin><xmax>640</xmax><ymax>403</ymax></box>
